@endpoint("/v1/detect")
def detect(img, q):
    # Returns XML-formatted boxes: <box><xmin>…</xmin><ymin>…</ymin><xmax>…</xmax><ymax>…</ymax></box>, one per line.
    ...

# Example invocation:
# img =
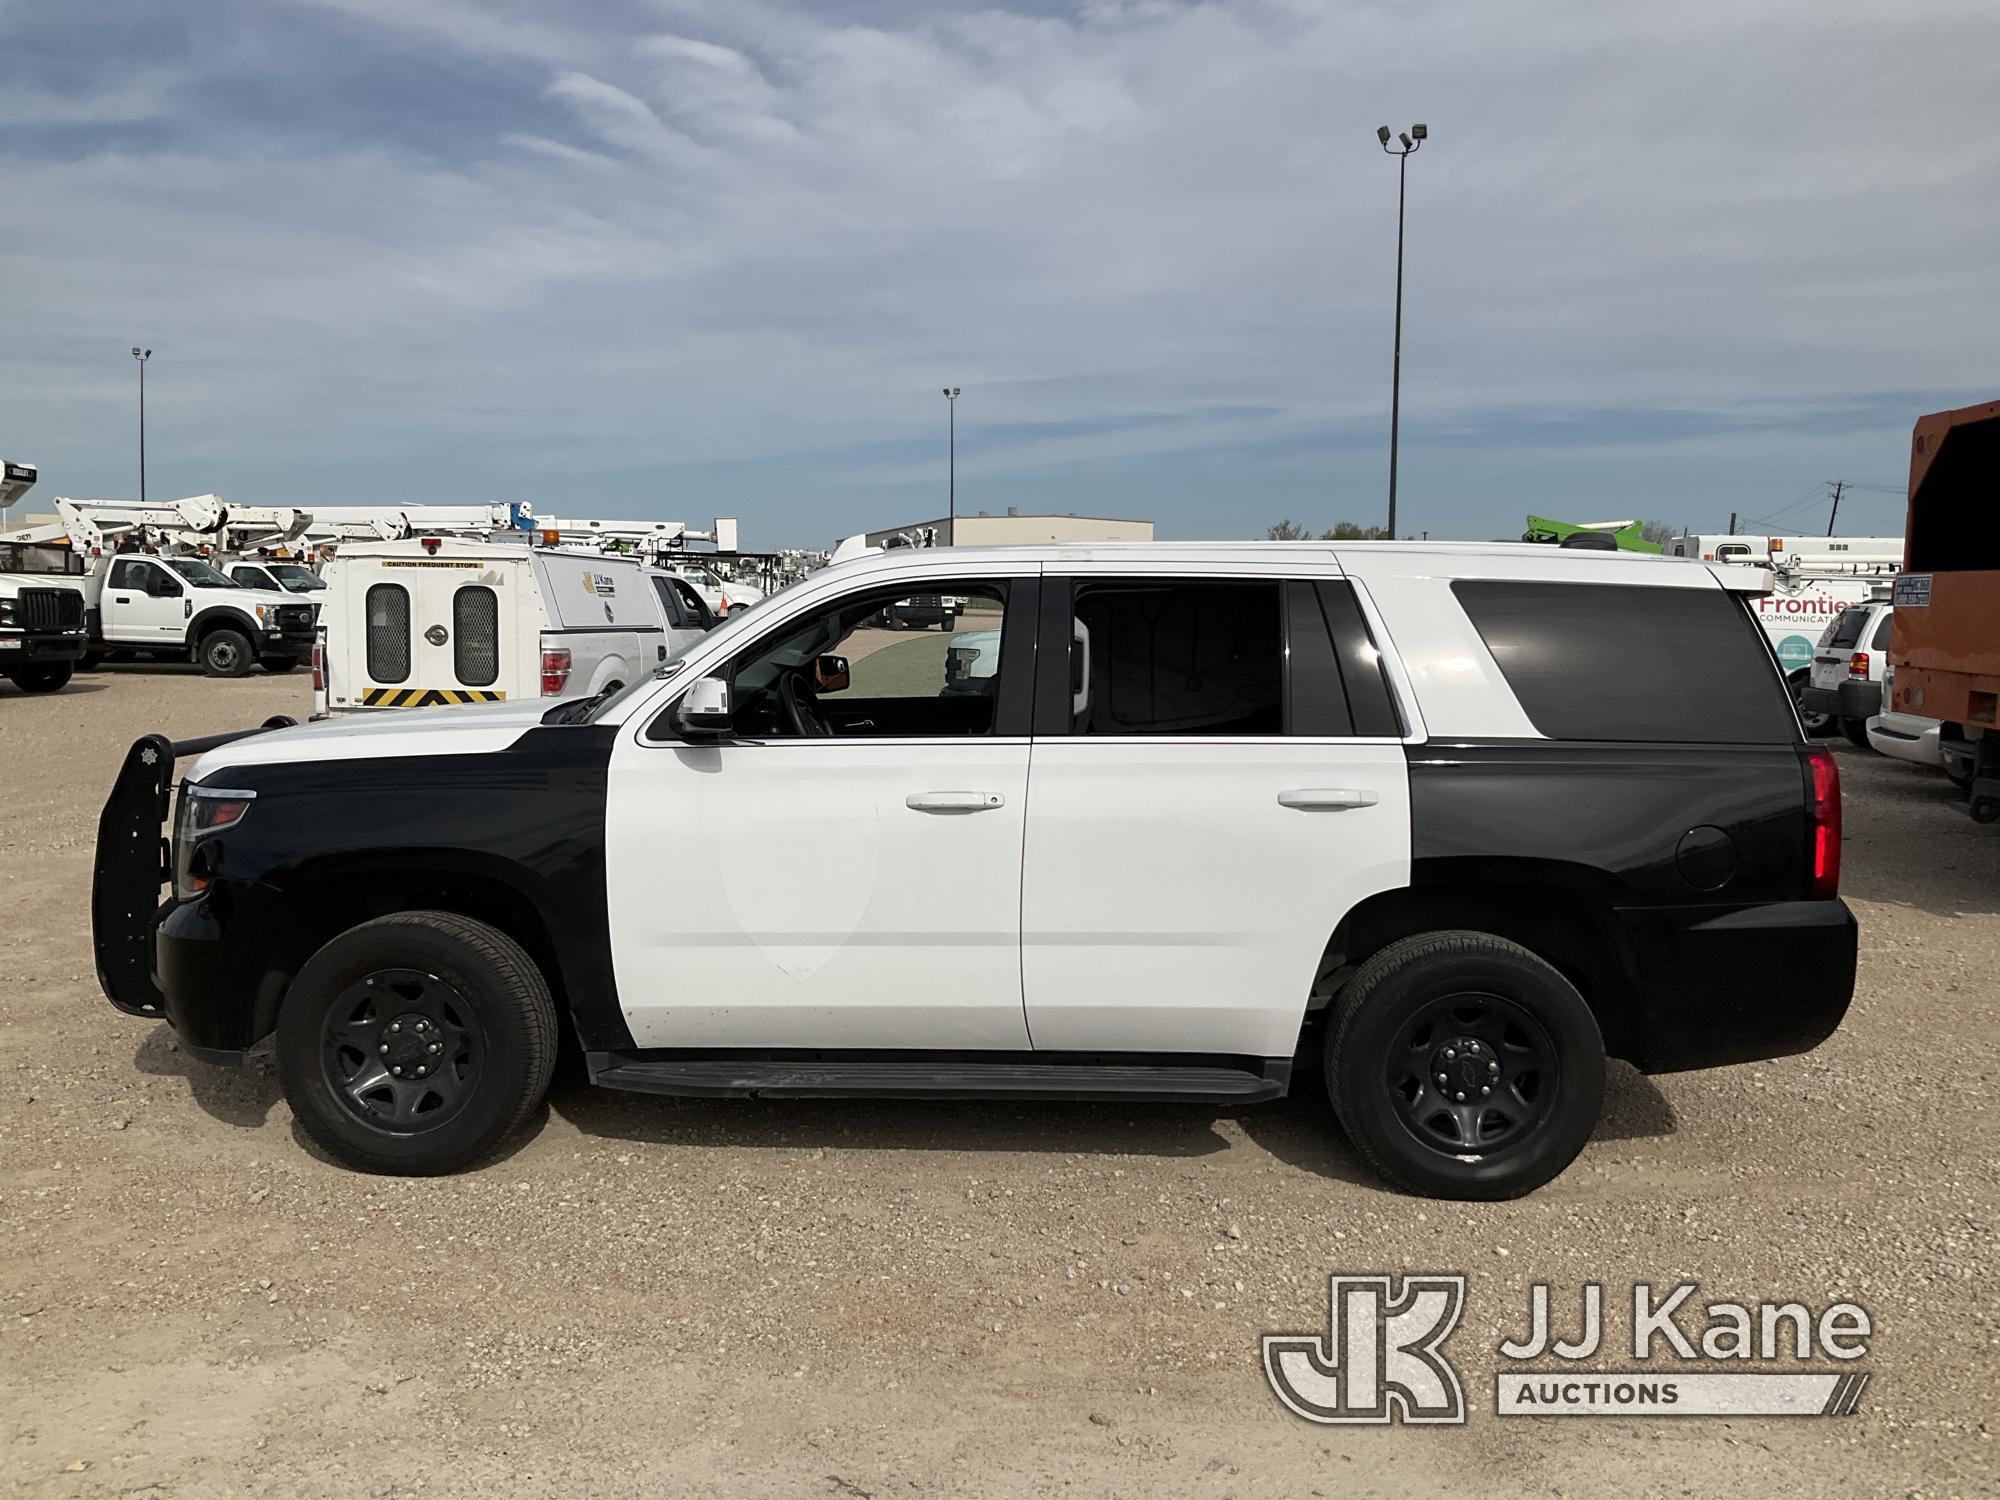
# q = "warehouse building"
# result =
<box><xmin>863</xmin><ymin>508</ymin><xmax>1153</xmax><ymax>549</ymax></box>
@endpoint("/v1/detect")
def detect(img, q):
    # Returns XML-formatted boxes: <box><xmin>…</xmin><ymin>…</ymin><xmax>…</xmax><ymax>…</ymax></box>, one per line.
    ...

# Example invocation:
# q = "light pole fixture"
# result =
<box><xmin>1376</xmin><ymin>121</ymin><xmax>1427</xmax><ymax>540</ymax></box>
<box><xmin>942</xmin><ymin>387</ymin><xmax>961</xmax><ymax>539</ymax></box>
<box><xmin>131</xmin><ymin>346</ymin><xmax>153</xmax><ymax>502</ymax></box>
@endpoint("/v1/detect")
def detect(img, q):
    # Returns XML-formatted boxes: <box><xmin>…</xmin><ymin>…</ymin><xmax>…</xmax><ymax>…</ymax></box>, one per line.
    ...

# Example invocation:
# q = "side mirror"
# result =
<box><xmin>816</xmin><ymin>654</ymin><xmax>850</xmax><ymax>693</ymax></box>
<box><xmin>671</xmin><ymin>675</ymin><xmax>734</xmax><ymax>738</ymax></box>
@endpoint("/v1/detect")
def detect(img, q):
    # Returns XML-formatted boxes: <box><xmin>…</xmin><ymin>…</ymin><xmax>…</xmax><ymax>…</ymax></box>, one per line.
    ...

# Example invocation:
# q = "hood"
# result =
<box><xmin>188</xmin><ymin>696</ymin><xmax>560</xmax><ymax>779</ymax></box>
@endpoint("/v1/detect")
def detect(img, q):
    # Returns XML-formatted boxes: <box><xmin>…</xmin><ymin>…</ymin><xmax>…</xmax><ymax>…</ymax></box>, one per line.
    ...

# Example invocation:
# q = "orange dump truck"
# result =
<box><xmin>1890</xmin><ymin>398</ymin><xmax>2000</xmax><ymax>823</ymax></box>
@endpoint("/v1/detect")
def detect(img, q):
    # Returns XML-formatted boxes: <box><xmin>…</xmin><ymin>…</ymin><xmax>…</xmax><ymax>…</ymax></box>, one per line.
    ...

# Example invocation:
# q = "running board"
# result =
<box><xmin>585</xmin><ymin>1053</ymin><xmax>1290</xmax><ymax>1103</ymax></box>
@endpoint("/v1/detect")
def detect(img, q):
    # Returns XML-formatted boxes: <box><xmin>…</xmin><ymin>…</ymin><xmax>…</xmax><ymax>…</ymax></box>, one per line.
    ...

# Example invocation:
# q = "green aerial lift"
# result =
<box><xmin>1521</xmin><ymin>515</ymin><xmax>1663</xmax><ymax>554</ymax></box>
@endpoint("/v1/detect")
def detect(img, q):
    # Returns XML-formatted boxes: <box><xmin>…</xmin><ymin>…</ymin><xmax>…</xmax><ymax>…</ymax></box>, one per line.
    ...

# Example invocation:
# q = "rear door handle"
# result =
<box><xmin>1277</xmin><ymin>788</ymin><xmax>1379</xmax><ymax>810</ymax></box>
<box><xmin>906</xmin><ymin>791</ymin><xmax>1005</xmax><ymax>813</ymax></box>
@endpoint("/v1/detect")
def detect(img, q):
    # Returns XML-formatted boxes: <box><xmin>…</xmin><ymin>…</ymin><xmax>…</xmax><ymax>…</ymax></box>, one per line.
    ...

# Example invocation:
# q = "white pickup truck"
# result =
<box><xmin>74</xmin><ymin>552</ymin><xmax>316</xmax><ymax>676</ymax></box>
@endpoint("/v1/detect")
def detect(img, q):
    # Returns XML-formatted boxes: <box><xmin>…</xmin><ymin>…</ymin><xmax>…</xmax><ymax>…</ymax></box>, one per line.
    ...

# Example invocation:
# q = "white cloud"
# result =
<box><xmin>1</xmin><ymin>0</ymin><xmax>1994</xmax><ymax>541</ymax></box>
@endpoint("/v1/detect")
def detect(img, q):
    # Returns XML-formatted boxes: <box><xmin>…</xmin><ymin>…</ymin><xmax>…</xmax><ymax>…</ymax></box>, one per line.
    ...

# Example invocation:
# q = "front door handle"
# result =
<box><xmin>1277</xmin><ymin>788</ymin><xmax>1379</xmax><ymax>810</ymax></box>
<box><xmin>906</xmin><ymin>791</ymin><xmax>1005</xmax><ymax>813</ymax></box>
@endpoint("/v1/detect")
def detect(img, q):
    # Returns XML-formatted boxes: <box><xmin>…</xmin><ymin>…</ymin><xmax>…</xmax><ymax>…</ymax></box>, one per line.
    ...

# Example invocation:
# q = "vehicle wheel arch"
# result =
<box><xmin>1314</xmin><ymin>872</ymin><xmax>1643</xmax><ymax>1063</ymax></box>
<box><xmin>252</xmin><ymin>853</ymin><xmax>575</xmax><ymax>1044</ymax></box>
<box><xmin>188</xmin><ymin>606</ymin><xmax>261</xmax><ymax>644</ymax></box>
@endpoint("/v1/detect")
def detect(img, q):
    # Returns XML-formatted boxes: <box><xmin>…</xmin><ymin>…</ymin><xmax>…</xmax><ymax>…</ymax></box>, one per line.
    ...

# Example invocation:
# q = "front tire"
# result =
<box><xmin>260</xmin><ymin>654</ymin><xmax>300</xmax><ymax>674</ymax></box>
<box><xmin>198</xmin><ymin>628</ymin><xmax>254</xmax><ymax>678</ymax></box>
<box><xmin>275</xmin><ymin>911</ymin><xmax>558</xmax><ymax>1175</ymax></box>
<box><xmin>1325</xmin><ymin>931</ymin><xmax>1605</xmax><ymax>1200</ymax></box>
<box><xmin>6</xmin><ymin>662</ymin><xmax>73</xmax><ymax>693</ymax></box>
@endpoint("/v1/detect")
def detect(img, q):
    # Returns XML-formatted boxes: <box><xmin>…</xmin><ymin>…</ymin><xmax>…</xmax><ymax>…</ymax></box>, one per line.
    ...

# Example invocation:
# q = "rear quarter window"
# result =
<box><xmin>1451</xmin><ymin>579</ymin><xmax>1799</xmax><ymax>744</ymax></box>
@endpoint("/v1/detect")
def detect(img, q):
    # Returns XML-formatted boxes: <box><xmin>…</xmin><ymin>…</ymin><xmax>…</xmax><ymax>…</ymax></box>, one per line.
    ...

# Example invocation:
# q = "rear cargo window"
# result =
<box><xmin>454</xmin><ymin>586</ymin><xmax>499</xmax><ymax>687</ymax></box>
<box><xmin>1827</xmin><ymin>608</ymin><xmax>1871</xmax><ymax>649</ymax></box>
<box><xmin>366</xmin><ymin>583</ymin><xmax>410</xmax><ymax>684</ymax></box>
<box><xmin>1451</xmin><ymin>580</ymin><xmax>1798</xmax><ymax>744</ymax></box>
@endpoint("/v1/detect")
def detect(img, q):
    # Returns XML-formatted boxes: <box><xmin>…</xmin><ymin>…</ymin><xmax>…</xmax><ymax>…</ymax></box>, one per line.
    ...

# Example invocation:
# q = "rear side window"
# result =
<box><xmin>1452</xmin><ymin>580</ymin><xmax>1797</xmax><ymax>744</ymax></box>
<box><xmin>454</xmin><ymin>586</ymin><xmax>499</xmax><ymax>686</ymax></box>
<box><xmin>366</xmin><ymin>583</ymin><xmax>410</xmax><ymax>684</ymax></box>
<box><xmin>1072</xmin><ymin>581</ymin><xmax>1281</xmax><ymax>735</ymax></box>
<box><xmin>1827</xmin><ymin>608</ymin><xmax>1871</xmax><ymax>649</ymax></box>
<box><xmin>1869</xmin><ymin>611</ymin><xmax>1894</xmax><ymax>651</ymax></box>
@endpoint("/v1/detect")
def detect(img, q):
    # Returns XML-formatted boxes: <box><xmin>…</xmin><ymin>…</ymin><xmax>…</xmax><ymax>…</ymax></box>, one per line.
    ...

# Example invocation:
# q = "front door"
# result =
<box><xmin>101</xmin><ymin>557</ymin><xmax>185</xmax><ymax>643</ymax></box>
<box><xmin>605</xmin><ymin>572</ymin><xmax>1037</xmax><ymax>1050</ymax></box>
<box><xmin>1020</xmin><ymin>573</ymin><xmax>1413</xmax><ymax>1059</ymax></box>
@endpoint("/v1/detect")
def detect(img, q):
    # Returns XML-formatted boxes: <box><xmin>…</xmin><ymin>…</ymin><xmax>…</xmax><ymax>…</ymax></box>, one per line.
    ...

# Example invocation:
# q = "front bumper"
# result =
<box><xmin>1622</xmin><ymin>898</ymin><xmax>1857</xmax><ymax>1073</ymax></box>
<box><xmin>92</xmin><ymin>723</ymin><xmax>297</xmax><ymax>1064</ymax></box>
<box><xmin>1800</xmin><ymin>681</ymin><xmax>1882</xmax><ymax>721</ymax></box>
<box><xmin>0</xmin><ymin>628</ymin><xmax>88</xmax><ymax>663</ymax></box>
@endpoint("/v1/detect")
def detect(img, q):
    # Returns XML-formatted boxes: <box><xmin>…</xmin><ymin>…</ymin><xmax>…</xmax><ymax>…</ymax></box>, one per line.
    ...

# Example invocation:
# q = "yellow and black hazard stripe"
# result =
<box><xmin>361</xmin><ymin>688</ymin><xmax>507</xmax><ymax>708</ymax></box>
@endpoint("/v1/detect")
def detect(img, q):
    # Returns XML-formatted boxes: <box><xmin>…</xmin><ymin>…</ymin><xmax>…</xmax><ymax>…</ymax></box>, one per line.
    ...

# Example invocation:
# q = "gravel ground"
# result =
<box><xmin>2</xmin><ymin>667</ymin><xmax>1994</xmax><ymax>1497</ymax></box>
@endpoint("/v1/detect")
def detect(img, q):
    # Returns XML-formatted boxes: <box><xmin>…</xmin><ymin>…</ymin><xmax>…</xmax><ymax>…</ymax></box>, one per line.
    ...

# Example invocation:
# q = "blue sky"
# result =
<box><xmin>3</xmin><ymin>0</ymin><xmax>1996</xmax><ymax>549</ymax></box>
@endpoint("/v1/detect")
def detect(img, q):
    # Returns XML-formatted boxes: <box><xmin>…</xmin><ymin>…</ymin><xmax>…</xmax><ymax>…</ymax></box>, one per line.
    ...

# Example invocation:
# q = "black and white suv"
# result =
<box><xmin>93</xmin><ymin>542</ymin><xmax>1856</xmax><ymax>1199</ymax></box>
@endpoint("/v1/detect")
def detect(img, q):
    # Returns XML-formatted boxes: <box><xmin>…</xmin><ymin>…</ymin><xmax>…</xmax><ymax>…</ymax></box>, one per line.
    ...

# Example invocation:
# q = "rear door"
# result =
<box><xmin>1019</xmin><ymin>566</ymin><xmax>1413</xmax><ymax>1058</ymax></box>
<box><xmin>358</xmin><ymin>557</ymin><xmax>515</xmax><ymax>707</ymax></box>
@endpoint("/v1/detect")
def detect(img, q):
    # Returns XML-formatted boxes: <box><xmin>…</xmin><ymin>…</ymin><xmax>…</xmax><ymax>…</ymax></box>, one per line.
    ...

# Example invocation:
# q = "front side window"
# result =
<box><xmin>230</xmin><ymin>565</ymin><xmax>274</xmax><ymax>590</ymax></box>
<box><xmin>165</xmin><ymin>557</ymin><xmax>234</xmax><ymax>589</ymax></box>
<box><xmin>269</xmin><ymin>564</ymin><xmax>324</xmax><ymax>592</ymax></box>
<box><xmin>366</xmin><ymin>583</ymin><xmax>411</xmax><ymax>684</ymax></box>
<box><xmin>709</xmin><ymin>580</ymin><xmax>1015</xmax><ymax>738</ymax></box>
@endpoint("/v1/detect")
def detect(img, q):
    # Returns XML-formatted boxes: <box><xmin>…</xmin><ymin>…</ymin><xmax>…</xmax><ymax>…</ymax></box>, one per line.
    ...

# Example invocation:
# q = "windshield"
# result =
<box><xmin>583</xmin><ymin>569</ymin><xmax>820</xmax><ymax>724</ymax></box>
<box><xmin>165</xmin><ymin>557</ymin><xmax>237</xmax><ymax>589</ymax></box>
<box><xmin>270</xmin><ymin>563</ymin><xmax>325</xmax><ymax>592</ymax></box>
<box><xmin>0</xmin><ymin>542</ymin><xmax>85</xmax><ymax>576</ymax></box>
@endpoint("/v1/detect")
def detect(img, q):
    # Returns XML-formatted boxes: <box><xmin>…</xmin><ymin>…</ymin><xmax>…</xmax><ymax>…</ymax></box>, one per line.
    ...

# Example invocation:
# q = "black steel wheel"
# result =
<box><xmin>1325</xmin><ymin>930</ymin><xmax>1605</xmax><ymax>1200</ymax></box>
<box><xmin>277</xmin><ymin>911</ymin><xmax>557</xmax><ymax>1174</ymax></box>
<box><xmin>319</xmin><ymin>968</ymin><xmax>481</xmax><ymax>1134</ymax></box>
<box><xmin>199</xmin><ymin>628</ymin><xmax>254</xmax><ymax>678</ymax></box>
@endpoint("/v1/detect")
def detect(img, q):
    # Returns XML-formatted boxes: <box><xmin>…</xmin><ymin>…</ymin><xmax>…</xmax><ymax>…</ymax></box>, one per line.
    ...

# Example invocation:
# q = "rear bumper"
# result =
<box><xmin>1800</xmin><ymin>681</ymin><xmax>1881</xmax><ymax>720</ymax></box>
<box><xmin>0</xmin><ymin>628</ymin><xmax>87</xmax><ymax>663</ymax></box>
<box><xmin>1621</xmin><ymin>899</ymin><xmax>1857</xmax><ymax>1073</ymax></box>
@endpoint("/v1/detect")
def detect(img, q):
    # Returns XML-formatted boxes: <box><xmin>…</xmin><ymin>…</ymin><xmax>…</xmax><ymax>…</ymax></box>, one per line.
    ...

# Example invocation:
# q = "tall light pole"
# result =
<box><xmin>1376</xmin><ymin>122</ymin><xmax>1426</xmax><ymax>540</ymax></box>
<box><xmin>942</xmin><ymin>386</ymin><xmax>961</xmax><ymax>540</ymax></box>
<box><xmin>131</xmin><ymin>346</ymin><xmax>152</xmax><ymax>502</ymax></box>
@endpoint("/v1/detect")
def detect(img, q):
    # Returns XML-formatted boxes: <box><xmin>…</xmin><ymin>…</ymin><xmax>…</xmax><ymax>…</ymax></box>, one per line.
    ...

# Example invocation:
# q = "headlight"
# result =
<box><xmin>173</xmin><ymin>784</ymin><xmax>256</xmax><ymax>899</ymax></box>
<box><xmin>0</xmin><ymin>599</ymin><xmax>14</xmax><ymax>624</ymax></box>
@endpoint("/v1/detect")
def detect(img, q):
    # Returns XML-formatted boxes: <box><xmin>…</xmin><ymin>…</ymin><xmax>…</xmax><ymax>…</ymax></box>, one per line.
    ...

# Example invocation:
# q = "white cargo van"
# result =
<box><xmin>316</xmin><ymin>540</ymin><xmax>705</xmax><ymax>713</ymax></box>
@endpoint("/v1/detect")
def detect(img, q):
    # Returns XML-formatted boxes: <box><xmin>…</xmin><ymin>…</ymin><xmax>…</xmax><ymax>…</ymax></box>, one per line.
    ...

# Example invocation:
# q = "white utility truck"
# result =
<box><xmin>315</xmin><ymin>538</ymin><xmax>711</xmax><ymax>714</ymax></box>
<box><xmin>0</xmin><ymin>462</ymin><xmax>89</xmax><ymax>693</ymax></box>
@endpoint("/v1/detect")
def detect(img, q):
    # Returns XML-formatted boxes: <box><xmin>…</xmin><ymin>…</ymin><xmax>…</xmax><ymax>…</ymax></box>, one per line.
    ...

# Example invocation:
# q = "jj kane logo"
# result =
<box><xmin>1262</xmin><ymin>1275</ymin><xmax>1468</xmax><ymax>1425</ymax></box>
<box><xmin>1264</xmin><ymin>1277</ymin><xmax>1872</xmax><ymax>1425</ymax></box>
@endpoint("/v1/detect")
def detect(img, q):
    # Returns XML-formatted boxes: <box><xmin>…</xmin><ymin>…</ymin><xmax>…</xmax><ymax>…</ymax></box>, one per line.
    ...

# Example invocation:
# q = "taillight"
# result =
<box><xmin>540</xmin><ymin>645</ymin><xmax>572</xmax><ymax>696</ymax></box>
<box><xmin>1806</xmin><ymin>747</ymin><xmax>1841</xmax><ymax>899</ymax></box>
<box><xmin>310</xmin><ymin>634</ymin><xmax>325</xmax><ymax>692</ymax></box>
<box><xmin>1848</xmin><ymin>652</ymin><xmax>1869</xmax><ymax>680</ymax></box>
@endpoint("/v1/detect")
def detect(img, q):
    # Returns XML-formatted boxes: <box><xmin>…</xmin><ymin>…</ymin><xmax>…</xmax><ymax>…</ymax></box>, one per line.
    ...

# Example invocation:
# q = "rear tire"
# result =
<box><xmin>1325</xmin><ymin>930</ymin><xmax>1605</xmax><ymax>1200</ymax></box>
<box><xmin>198</xmin><ymin>628</ymin><xmax>254</xmax><ymax>678</ymax></box>
<box><xmin>276</xmin><ymin>911</ymin><xmax>558</xmax><ymax>1175</ymax></box>
<box><xmin>1841</xmin><ymin>718</ymin><xmax>1871</xmax><ymax>749</ymax></box>
<box><xmin>1790</xmin><ymin>672</ymin><xmax>1833</xmax><ymax>736</ymax></box>
<box><xmin>6</xmin><ymin>662</ymin><xmax>72</xmax><ymax>693</ymax></box>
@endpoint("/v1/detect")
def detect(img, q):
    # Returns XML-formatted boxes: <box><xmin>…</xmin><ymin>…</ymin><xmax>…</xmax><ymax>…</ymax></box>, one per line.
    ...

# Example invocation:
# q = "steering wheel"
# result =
<box><xmin>778</xmin><ymin>669</ymin><xmax>829</xmax><ymax>737</ymax></box>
